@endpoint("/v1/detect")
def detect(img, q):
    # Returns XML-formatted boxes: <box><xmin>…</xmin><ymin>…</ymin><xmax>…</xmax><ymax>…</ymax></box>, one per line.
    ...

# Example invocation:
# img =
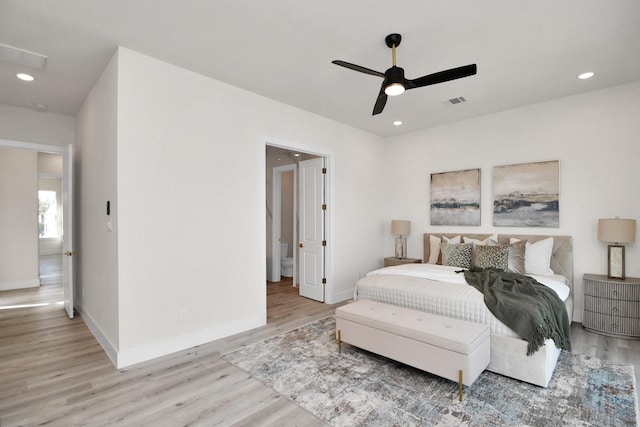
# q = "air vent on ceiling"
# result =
<box><xmin>445</xmin><ymin>96</ymin><xmax>467</xmax><ymax>105</ymax></box>
<box><xmin>0</xmin><ymin>43</ymin><xmax>47</xmax><ymax>69</ymax></box>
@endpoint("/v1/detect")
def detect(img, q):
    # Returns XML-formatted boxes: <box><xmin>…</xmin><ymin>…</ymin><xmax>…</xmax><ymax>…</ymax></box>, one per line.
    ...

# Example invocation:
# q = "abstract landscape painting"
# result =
<box><xmin>430</xmin><ymin>168</ymin><xmax>480</xmax><ymax>226</ymax></box>
<box><xmin>493</xmin><ymin>160</ymin><xmax>559</xmax><ymax>227</ymax></box>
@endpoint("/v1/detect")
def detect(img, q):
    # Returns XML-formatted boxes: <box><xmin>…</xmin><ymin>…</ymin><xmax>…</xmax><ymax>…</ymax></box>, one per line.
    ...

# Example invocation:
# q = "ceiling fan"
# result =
<box><xmin>332</xmin><ymin>33</ymin><xmax>477</xmax><ymax>115</ymax></box>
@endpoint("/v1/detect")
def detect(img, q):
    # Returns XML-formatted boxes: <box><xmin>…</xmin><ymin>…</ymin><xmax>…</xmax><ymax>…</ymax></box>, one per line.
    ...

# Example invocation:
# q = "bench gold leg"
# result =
<box><xmin>337</xmin><ymin>329</ymin><xmax>341</xmax><ymax>353</ymax></box>
<box><xmin>459</xmin><ymin>370</ymin><xmax>463</xmax><ymax>401</ymax></box>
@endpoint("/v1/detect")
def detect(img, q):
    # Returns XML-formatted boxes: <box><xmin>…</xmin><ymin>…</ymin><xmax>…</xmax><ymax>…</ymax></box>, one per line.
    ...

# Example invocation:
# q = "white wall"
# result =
<box><xmin>77</xmin><ymin>47</ymin><xmax>385</xmax><ymax>367</ymax></box>
<box><xmin>0</xmin><ymin>147</ymin><xmax>39</xmax><ymax>290</ymax></box>
<box><xmin>0</xmin><ymin>104</ymin><xmax>74</xmax><ymax>147</ymax></box>
<box><xmin>281</xmin><ymin>170</ymin><xmax>294</xmax><ymax>259</ymax></box>
<box><xmin>75</xmin><ymin>51</ymin><xmax>120</xmax><ymax>358</ymax></box>
<box><xmin>383</xmin><ymin>81</ymin><xmax>640</xmax><ymax>322</ymax></box>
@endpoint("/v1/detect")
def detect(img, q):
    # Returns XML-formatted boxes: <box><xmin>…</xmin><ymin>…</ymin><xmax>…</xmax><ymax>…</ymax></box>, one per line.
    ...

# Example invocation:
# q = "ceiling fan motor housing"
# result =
<box><xmin>385</xmin><ymin>33</ymin><xmax>402</xmax><ymax>48</ymax></box>
<box><xmin>384</xmin><ymin>66</ymin><xmax>406</xmax><ymax>95</ymax></box>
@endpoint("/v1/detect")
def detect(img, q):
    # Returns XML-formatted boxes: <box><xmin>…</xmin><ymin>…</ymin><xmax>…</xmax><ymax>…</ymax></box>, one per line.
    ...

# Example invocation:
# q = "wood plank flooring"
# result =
<box><xmin>2</xmin><ymin>263</ymin><xmax>640</xmax><ymax>425</ymax></box>
<box><xmin>0</xmin><ymin>273</ymin><xmax>345</xmax><ymax>426</ymax></box>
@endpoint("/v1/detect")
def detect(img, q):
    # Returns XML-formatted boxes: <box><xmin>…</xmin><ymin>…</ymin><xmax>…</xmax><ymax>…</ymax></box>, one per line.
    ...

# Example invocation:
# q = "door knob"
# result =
<box><xmin>63</xmin><ymin>251</ymin><xmax>78</xmax><ymax>256</ymax></box>
<box><xmin>299</xmin><ymin>243</ymin><xmax>304</xmax><ymax>248</ymax></box>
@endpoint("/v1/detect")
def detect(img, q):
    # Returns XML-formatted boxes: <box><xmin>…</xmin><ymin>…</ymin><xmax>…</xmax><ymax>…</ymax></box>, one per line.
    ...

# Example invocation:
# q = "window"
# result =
<box><xmin>38</xmin><ymin>190</ymin><xmax>58</xmax><ymax>238</ymax></box>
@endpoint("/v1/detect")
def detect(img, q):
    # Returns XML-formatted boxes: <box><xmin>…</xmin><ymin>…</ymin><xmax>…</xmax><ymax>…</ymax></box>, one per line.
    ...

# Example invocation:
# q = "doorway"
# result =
<box><xmin>0</xmin><ymin>139</ymin><xmax>74</xmax><ymax>317</ymax></box>
<box><xmin>264</xmin><ymin>141</ymin><xmax>333</xmax><ymax>310</ymax></box>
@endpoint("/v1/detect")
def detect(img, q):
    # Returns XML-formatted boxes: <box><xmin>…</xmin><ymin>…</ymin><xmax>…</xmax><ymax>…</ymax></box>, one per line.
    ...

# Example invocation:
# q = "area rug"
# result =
<box><xmin>222</xmin><ymin>316</ymin><xmax>639</xmax><ymax>426</ymax></box>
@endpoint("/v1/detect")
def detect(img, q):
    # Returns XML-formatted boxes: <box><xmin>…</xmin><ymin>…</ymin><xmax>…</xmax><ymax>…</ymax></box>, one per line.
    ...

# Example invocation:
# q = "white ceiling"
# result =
<box><xmin>1</xmin><ymin>1</ymin><xmax>639</xmax><ymax>137</ymax></box>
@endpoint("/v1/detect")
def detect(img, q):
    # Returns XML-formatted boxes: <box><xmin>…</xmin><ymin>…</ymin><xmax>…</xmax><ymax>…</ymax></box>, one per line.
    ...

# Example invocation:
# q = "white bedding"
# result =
<box><xmin>355</xmin><ymin>263</ymin><xmax>570</xmax><ymax>339</ymax></box>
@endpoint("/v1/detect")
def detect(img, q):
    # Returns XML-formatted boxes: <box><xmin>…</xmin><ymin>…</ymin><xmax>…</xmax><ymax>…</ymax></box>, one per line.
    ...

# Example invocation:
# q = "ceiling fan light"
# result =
<box><xmin>385</xmin><ymin>83</ymin><xmax>405</xmax><ymax>96</ymax></box>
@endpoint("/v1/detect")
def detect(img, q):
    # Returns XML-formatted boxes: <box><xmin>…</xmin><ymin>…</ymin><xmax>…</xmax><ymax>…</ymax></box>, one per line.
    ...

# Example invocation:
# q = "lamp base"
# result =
<box><xmin>607</xmin><ymin>244</ymin><xmax>625</xmax><ymax>280</ymax></box>
<box><xmin>395</xmin><ymin>236</ymin><xmax>407</xmax><ymax>259</ymax></box>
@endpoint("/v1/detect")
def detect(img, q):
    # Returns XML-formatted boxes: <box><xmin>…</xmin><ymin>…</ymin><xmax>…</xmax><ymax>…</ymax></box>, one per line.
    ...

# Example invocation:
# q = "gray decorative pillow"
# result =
<box><xmin>475</xmin><ymin>245</ymin><xmax>509</xmax><ymax>271</ymax></box>
<box><xmin>508</xmin><ymin>240</ymin><xmax>526</xmax><ymax>274</ymax></box>
<box><xmin>440</xmin><ymin>242</ymin><xmax>473</xmax><ymax>269</ymax></box>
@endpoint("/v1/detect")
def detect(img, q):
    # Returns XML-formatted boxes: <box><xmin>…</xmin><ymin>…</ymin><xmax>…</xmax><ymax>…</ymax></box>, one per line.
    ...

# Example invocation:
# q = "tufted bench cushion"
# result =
<box><xmin>335</xmin><ymin>299</ymin><xmax>490</xmax><ymax>389</ymax></box>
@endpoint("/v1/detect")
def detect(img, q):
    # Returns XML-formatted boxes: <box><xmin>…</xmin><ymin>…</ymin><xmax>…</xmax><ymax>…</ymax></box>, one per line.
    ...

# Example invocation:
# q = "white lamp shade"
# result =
<box><xmin>598</xmin><ymin>218</ymin><xmax>636</xmax><ymax>243</ymax></box>
<box><xmin>391</xmin><ymin>220</ymin><xmax>410</xmax><ymax>236</ymax></box>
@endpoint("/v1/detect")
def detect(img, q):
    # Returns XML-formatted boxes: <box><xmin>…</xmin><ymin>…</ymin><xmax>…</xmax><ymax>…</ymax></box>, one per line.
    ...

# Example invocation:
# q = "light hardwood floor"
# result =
<box><xmin>1</xmin><ymin>262</ymin><xmax>640</xmax><ymax>425</ymax></box>
<box><xmin>0</xmin><ymin>268</ymin><xmax>345</xmax><ymax>426</ymax></box>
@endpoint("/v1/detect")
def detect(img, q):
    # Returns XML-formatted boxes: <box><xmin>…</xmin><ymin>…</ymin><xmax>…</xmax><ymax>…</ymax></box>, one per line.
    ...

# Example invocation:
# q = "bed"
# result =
<box><xmin>354</xmin><ymin>233</ymin><xmax>573</xmax><ymax>387</ymax></box>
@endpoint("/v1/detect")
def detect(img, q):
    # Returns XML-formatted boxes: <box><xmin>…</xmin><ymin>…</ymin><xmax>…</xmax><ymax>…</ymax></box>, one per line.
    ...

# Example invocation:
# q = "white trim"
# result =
<box><xmin>0</xmin><ymin>138</ymin><xmax>65</xmax><ymax>153</ymax></box>
<box><xmin>76</xmin><ymin>305</ymin><xmax>118</xmax><ymax>367</ymax></box>
<box><xmin>116</xmin><ymin>313</ymin><xmax>264</xmax><ymax>369</ymax></box>
<box><xmin>0</xmin><ymin>278</ymin><xmax>39</xmax><ymax>291</ymax></box>
<box><xmin>78</xmin><ymin>303</ymin><xmax>263</xmax><ymax>369</ymax></box>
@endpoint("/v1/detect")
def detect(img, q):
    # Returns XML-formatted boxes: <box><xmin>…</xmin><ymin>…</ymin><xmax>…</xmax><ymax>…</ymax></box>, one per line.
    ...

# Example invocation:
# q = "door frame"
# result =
<box><xmin>260</xmin><ymin>136</ymin><xmax>335</xmax><ymax>321</ymax></box>
<box><xmin>0</xmin><ymin>138</ymin><xmax>73</xmax><ymax>312</ymax></box>
<box><xmin>271</xmin><ymin>164</ymin><xmax>297</xmax><ymax>285</ymax></box>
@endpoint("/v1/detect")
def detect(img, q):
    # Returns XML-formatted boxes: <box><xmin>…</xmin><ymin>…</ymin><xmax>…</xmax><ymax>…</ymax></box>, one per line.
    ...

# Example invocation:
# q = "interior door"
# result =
<box><xmin>62</xmin><ymin>144</ymin><xmax>74</xmax><ymax>318</ymax></box>
<box><xmin>298</xmin><ymin>157</ymin><xmax>325</xmax><ymax>301</ymax></box>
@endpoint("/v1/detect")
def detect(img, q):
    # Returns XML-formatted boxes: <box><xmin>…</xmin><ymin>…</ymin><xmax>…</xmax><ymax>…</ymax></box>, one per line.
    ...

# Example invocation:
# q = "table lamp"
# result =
<box><xmin>598</xmin><ymin>218</ymin><xmax>636</xmax><ymax>279</ymax></box>
<box><xmin>391</xmin><ymin>220</ymin><xmax>411</xmax><ymax>259</ymax></box>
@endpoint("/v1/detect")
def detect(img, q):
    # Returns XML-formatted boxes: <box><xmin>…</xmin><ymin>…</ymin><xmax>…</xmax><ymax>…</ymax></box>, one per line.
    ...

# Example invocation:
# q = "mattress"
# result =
<box><xmin>354</xmin><ymin>263</ymin><xmax>570</xmax><ymax>339</ymax></box>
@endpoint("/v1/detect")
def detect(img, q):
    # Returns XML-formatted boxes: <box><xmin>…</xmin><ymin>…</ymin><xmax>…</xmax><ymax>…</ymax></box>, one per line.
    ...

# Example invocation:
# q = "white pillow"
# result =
<box><xmin>525</xmin><ymin>237</ymin><xmax>554</xmax><ymax>276</ymax></box>
<box><xmin>428</xmin><ymin>235</ymin><xmax>460</xmax><ymax>264</ymax></box>
<box><xmin>463</xmin><ymin>234</ymin><xmax>498</xmax><ymax>246</ymax></box>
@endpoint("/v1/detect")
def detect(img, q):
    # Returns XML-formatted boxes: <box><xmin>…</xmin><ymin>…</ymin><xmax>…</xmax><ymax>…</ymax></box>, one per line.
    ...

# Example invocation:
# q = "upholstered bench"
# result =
<box><xmin>335</xmin><ymin>300</ymin><xmax>490</xmax><ymax>400</ymax></box>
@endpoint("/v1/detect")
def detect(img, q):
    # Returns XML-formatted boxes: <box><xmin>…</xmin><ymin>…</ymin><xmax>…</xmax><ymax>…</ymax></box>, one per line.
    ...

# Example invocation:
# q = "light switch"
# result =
<box><xmin>107</xmin><ymin>219</ymin><xmax>113</xmax><ymax>232</ymax></box>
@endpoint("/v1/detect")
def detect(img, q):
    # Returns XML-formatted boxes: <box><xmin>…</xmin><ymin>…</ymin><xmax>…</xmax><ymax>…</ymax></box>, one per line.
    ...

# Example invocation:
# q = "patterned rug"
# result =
<box><xmin>222</xmin><ymin>317</ymin><xmax>639</xmax><ymax>426</ymax></box>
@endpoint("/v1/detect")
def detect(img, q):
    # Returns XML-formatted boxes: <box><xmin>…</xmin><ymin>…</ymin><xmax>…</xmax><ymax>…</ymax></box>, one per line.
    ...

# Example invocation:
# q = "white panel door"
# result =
<box><xmin>62</xmin><ymin>144</ymin><xmax>75</xmax><ymax>318</ymax></box>
<box><xmin>298</xmin><ymin>157</ymin><xmax>325</xmax><ymax>302</ymax></box>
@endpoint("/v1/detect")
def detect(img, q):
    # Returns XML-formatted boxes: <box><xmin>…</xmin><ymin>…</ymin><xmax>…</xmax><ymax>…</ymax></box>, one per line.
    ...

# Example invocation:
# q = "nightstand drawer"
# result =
<box><xmin>584</xmin><ymin>295</ymin><xmax>640</xmax><ymax>318</ymax></box>
<box><xmin>583</xmin><ymin>311</ymin><xmax>640</xmax><ymax>336</ymax></box>
<box><xmin>584</xmin><ymin>280</ymin><xmax>640</xmax><ymax>301</ymax></box>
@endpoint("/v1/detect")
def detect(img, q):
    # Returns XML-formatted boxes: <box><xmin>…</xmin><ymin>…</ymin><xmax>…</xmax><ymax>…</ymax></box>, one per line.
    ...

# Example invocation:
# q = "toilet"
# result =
<box><xmin>280</xmin><ymin>243</ymin><xmax>294</xmax><ymax>277</ymax></box>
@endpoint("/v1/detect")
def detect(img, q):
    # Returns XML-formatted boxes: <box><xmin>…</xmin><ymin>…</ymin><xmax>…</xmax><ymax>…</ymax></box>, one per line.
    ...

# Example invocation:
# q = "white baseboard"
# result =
<box><xmin>115</xmin><ymin>314</ymin><xmax>265</xmax><ymax>369</ymax></box>
<box><xmin>0</xmin><ymin>278</ymin><xmax>39</xmax><ymax>291</ymax></box>
<box><xmin>329</xmin><ymin>287</ymin><xmax>355</xmax><ymax>304</ymax></box>
<box><xmin>78</xmin><ymin>303</ymin><xmax>266</xmax><ymax>370</ymax></box>
<box><xmin>76</xmin><ymin>304</ymin><xmax>119</xmax><ymax>367</ymax></box>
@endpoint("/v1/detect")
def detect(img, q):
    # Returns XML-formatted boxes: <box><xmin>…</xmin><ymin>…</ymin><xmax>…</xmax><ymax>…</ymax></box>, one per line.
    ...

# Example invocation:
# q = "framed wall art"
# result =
<box><xmin>430</xmin><ymin>168</ymin><xmax>481</xmax><ymax>226</ymax></box>
<box><xmin>493</xmin><ymin>160</ymin><xmax>559</xmax><ymax>227</ymax></box>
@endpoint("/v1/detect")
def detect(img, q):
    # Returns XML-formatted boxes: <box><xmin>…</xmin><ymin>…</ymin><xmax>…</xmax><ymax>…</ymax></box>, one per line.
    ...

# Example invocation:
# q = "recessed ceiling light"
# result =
<box><xmin>578</xmin><ymin>72</ymin><xmax>595</xmax><ymax>80</ymax></box>
<box><xmin>16</xmin><ymin>73</ymin><xmax>35</xmax><ymax>81</ymax></box>
<box><xmin>293</xmin><ymin>153</ymin><xmax>300</xmax><ymax>157</ymax></box>
<box><xmin>393</xmin><ymin>121</ymin><xmax>402</xmax><ymax>126</ymax></box>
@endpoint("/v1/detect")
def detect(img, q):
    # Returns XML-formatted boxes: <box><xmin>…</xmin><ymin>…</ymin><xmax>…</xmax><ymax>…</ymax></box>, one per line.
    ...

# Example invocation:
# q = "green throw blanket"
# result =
<box><xmin>462</xmin><ymin>268</ymin><xmax>571</xmax><ymax>355</ymax></box>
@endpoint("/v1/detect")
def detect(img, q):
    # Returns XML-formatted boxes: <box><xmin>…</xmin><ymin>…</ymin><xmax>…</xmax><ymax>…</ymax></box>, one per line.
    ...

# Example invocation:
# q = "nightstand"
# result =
<box><xmin>384</xmin><ymin>257</ymin><xmax>422</xmax><ymax>267</ymax></box>
<box><xmin>583</xmin><ymin>274</ymin><xmax>640</xmax><ymax>339</ymax></box>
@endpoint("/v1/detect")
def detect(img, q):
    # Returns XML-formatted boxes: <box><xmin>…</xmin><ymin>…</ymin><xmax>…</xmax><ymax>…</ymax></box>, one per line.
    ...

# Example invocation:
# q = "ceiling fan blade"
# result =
<box><xmin>332</xmin><ymin>60</ymin><xmax>385</xmax><ymax>78</ymax></box>
<box><xmin>407</xmin><ymin>64</ymin><xmax>477</xmax><ymax>89</ymax></box>
<box><xmin>372</xmin><ymin>85</ymin><xmax>388</xmax><ymax>115</ymax></box>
